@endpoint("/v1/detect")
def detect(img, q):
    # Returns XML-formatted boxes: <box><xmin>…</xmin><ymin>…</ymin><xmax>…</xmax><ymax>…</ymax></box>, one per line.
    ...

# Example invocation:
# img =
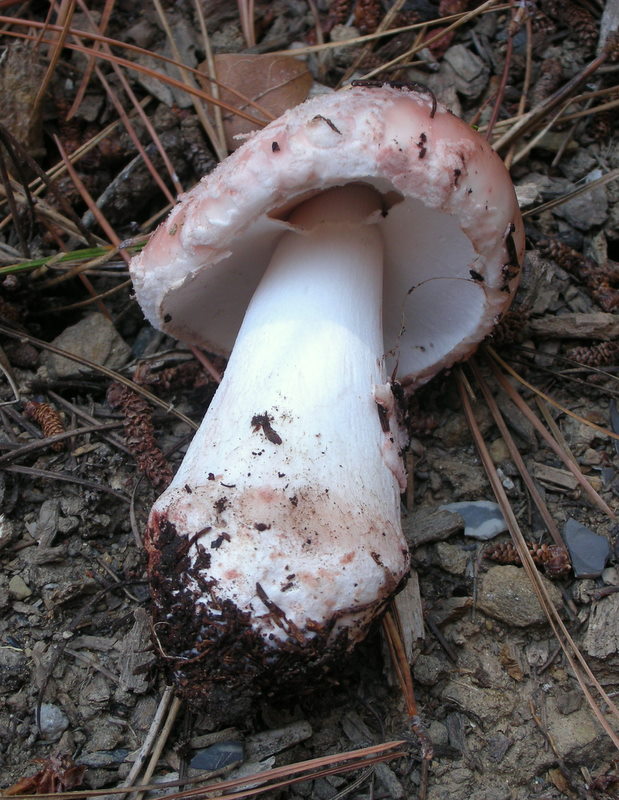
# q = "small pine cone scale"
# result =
<box><xmin>566</xmin><ymin>341</ymin><xmax>619</xmax><ymax>367</ymax></box>
<box><xmin>23</xmin><ymin>400</ymin><xmax>65</xmax><ymax>451</ymax></box>
<box><xmin>530</xmin><ymin>58</ymin><xmax>563</xmax><ymax>107</ymax></box>
<box><xmin>489</xmin><ymin>307</ymin><xmax>530</xmax><ymax>346</ymax></box>
<box><xmin>107</xmin><ymin>382</ymin><xmax>173</xmax><ymax>492</ymax></box>
<box><xmin>353</xmin><ymin>0</ymin><xmax>382</xmax><ymax>33</ymax></box>
<box><xmin>485</xmin><ymin>540</ymin><xmax>571</xmax><ymax>577</ymax></box>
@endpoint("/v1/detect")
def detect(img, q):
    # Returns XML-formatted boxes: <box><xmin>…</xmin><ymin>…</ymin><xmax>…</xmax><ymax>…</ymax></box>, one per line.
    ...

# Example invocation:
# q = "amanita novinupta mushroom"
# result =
<box><xmin>130</xmin><ymin>85</ymin><xmax>524</xmax><ymax>702</ymax></box>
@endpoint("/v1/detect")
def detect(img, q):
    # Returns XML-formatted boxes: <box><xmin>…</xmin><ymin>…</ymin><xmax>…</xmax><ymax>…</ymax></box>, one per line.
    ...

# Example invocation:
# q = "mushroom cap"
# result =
<box><xmin>130</xmin><ymin>85</ymin><xmax>524</xmax><ymax>388</ymax></box>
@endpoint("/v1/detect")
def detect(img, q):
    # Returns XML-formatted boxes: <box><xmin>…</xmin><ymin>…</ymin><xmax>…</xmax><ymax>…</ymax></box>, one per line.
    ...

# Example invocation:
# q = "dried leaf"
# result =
<box><xmin>499</xmin><ymin>644</ymin><xmax>525</xmax><ymax>682</ymax></box>
<box><xmin>547</xmin><ymin>767</ymin><xmax>574</xmax><ymax>797</ymax></box>
<box><xmin>199</xmin><ymin>54</ymin><xmax>312</xmax><ymax>151</ymax></box>
<box><xmin>3</xmin><ymin>754</ymin><xmax>86</xmax><ymax>795</ymax></box>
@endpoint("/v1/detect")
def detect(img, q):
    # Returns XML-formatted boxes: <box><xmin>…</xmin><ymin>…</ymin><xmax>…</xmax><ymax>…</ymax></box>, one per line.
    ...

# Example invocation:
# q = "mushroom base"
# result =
<box><xmin>147</xmin><ymin>513</ymin><xmax>408</xmax><ymax>710</ymax></box>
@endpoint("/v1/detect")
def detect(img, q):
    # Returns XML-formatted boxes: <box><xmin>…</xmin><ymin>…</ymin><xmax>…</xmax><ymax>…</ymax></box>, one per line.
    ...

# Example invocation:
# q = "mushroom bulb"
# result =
<box><xmin>130</xmin><ymin>85</ymin><xmax>525</xmax><ymax>702</ymax></box>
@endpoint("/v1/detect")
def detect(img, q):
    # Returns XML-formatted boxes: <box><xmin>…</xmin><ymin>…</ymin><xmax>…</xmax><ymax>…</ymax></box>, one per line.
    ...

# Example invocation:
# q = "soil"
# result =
<box><xmin>0</xmin><ymin>2</ymin><xmax>618</xmax><ymax>799</ymax></box>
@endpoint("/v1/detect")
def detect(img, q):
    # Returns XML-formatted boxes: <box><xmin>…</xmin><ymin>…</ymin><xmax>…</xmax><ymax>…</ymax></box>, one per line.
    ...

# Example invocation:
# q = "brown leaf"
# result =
<box><xmin>4</xmin><ymin>754</ymin><xmax>86</xmax><ymax>795</ymax></box>
<box><xmin>499</xmin><ymin>644</ymin><xmax>525</xmax><ymax>682</ymax></box>
<box><xmin>199</xmin><ymin>54</ymin><xmax>312</xmax><ymax>151</ymax></box>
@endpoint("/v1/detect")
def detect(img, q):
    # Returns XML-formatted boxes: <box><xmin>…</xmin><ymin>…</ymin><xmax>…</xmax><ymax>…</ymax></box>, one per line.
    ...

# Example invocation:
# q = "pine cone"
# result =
<box><xmin>107</xmin><ymin>382</ymin><xmax>173</xmax><ymax>491</ymax></box>
<box><xmin>530</xmin><ymin>58</ymin><xmax>563</xmax><ymax>107</ymax></box>
<box><xmin>566</xmin><ymin>341</ymin><xmax>618</xmax><ymax>367</ymax></box>
<box><xmin>23</xmin><ymin>400</ymin><xmax>65</xmax><ymax>451</ymax></box>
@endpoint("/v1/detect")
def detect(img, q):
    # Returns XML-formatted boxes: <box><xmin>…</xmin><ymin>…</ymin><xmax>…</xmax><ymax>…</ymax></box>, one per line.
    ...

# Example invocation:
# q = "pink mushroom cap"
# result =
<box><xmin>130</xmin><ymin>84</ymin><xmax>524</xmax><ymax>389</ymax></box>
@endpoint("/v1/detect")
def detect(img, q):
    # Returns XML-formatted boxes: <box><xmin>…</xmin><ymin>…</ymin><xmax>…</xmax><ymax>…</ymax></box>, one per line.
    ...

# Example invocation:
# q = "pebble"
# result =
<box><xmin>556</xmin><ymin>690</ymin><xmax>582</xmax><ymax>716</ymax></box>
<box><xmin>440</xmin><ymin>501</ymin><xmax>507</xmax><ymax>540</ymax></box>
<box><xmin>8</xmin><ymin>575</ymin><xmax>32</xmax><ymax>600</ymax></box>
<box><xmin>0</xmin><ymin>514</ymin><xmax>17</xmax><ymax>550</ymax></box>
<box><xmin>443</xmin><ymin>44</ymin><xmax>489</xmax><ymax>98</ymax></box>
<box><xmin>553</xmin><ymin>179</ymin><xmax>608</xmax><ymax>230</ymax></box>
<box><xmin>38</xmin><ymin>702</ymin><xmax>70</xmax><ymax>740</ymax></box>
<box><xmin>486</xmin><ymin>732</ymin><xmax>512</xmax><ymax>763</ymax></box>
<box><xmin>563</xmin><ymin>518</ymin><xmax>610</xmax><ymax>578</ymax></box>
<box><xmin>477</xmin><ymin>565</ymin><xmax>562</xmax><ymax>627</ymax></box>
<box><xmin>435</xmin><ymin>542</ymin><xmax>469</xmax><ymax>575</ymax></box>
<box><xmin>427</xmin><ymin>720</ymin><xmax>449</xmax><ymax>747</ymax></box>
<box><xmin>190</xmin><ymin>740</ymin><xmax>244</xmax><ymax>771</ymax></box>
<box><xmin>78</xmin><ymin>750</ymin><xmax>129</xmax><ymax>768</ymax></box>
<box><xmin>488</xmin><ymin>438</ymin><xmax>510</xmax><ymax>464</ymax></box>
<box><xmin>41</xmin><ymin>313</ymin><xmax>131</xmax><ymax>379</ymax></box>
<box><xmin>413</xmin><ymin>654</ymin><xmax>449</xmax><ymax>686</ymax></box>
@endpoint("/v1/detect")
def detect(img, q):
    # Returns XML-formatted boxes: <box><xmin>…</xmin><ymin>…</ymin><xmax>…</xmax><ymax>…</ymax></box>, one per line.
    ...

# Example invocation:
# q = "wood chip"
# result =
<box><xmin>402</xmin><ymin>507</ymin><xmax>463</xmax><ymax>546</ymax></box>
<box><xmin>583</xmin><ymin>594</ymin><xmax>619</xmax><ymax>659</ymax></box>
<box><xmin>394</xmin><ymin>569</ymin><xmax>425</xmax><ymax>663</ymax></box>
<box><xmin>117</xmin><ymin>607</ymin><xmax>153</xmax><ymax>693</ymax></box>
<box><xmin>530</xmin><ymin>462</ymin><xmax>602</xmax><ymax>492</ymax></box>
<box><xmin>529</xmin><ymin>312</ymin><xmax>619</xmax><ymax>340</ymax></box>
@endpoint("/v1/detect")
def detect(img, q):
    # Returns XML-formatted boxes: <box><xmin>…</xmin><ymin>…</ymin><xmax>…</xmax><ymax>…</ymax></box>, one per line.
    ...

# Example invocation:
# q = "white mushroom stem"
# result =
<box><xmin>149</xmin><ymin>184</ymin><xmax>409</xmax><ymax>651</ymax></box>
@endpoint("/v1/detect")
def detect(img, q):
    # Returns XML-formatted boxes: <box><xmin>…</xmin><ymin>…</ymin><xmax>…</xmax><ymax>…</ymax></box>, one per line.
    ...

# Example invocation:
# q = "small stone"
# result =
<box><xmin>486</xmin><ymin>732</ymin><xmax>512</xmax><ymax>762</ymax></box>
<box><xmin>443</xmin><ymin>44</ymin><xmax>489</xmax><ymax>98</ymax></box>
<box><xmin>38</xmin><ymin>702</ymin><xmax>69</xmax><ymax>740</ymax></box>
<box><xmin>553</xmin><ymin>180</ymin><xmax>608</xmax><ymax>231</ymax></box>
<box><xmin>602</xmin><ymin>566</ymin><xmax>619</xmax><ymax>585</ymax></box>
<box><xmin>435</xmin><ymin>542</ymin><xmax>469</xmax><ymax>575</ymax></box>
<box><xmin>190</xmin><ymin>740</ymin><xmax>244</xmax><ymax>771</ymax></box>
<box><xmin>556</xmin><ymin>690</ymin><xmax>582</xmax><ymax>715</ymax></box>
<box><xmin>413</xmin><ymin>654</ymin><xmax>449</xmax><ymax>686</ymax></box>
<box><xmin>488</xmin><ymin>438</ymin><xmax>510</xmax><ymax>463</ymax></box>
<box><xmin>563</xmin><ymin>518</ymin><xmax>610</xmax><ymax>578</ymax></box>
<box><xmin>0</xmin><ymin>515</ymin><xmax>17</xmax><ymax>550</ymax></box>
<box><xmin>514</xmin><ymin>181</ymin><xmax>543</xmax><ymax>209</ymax></box>
<box><xmin>572</xmin><ymin>578</ymin><xmax>597</xmax><ymax>605</ymax></box>
<box><xmin>546</xmin><ymin>703</ymin><xmax>600</xmax><ymax>758</ymax></box>
<box><xmin>9</xmin><ymin>575</ymin><xmax>32</xmax><ymax>600</ymax></box>
<box><xmin>477</xmin><ymin>565</ymin><xmax>562</xmax><ymax>627</ymax></box>
<box><xmin>77</xmin><ymin>750</ymin><xmax>129</xmax><ymax>768</ymax></box>
<box><xmin>427</xmin><ymin>720</ymin><xmax>449</xmax><ymax>747</ymax></box>
<box><xmin>41</xmin><ymin>313</ymin><xmax>131</xmax><ymax>379</ymax></box>
<box><xmin>440</xmin><ymin>501</ymin><xmax>507</xmax><ymax>540</ymax></box>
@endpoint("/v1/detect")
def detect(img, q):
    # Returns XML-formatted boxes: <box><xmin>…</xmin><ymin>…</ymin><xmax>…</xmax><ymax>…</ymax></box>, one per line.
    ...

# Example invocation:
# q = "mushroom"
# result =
<box><xmin>130</xmin><ymin>84</ymin><xmax>524</xmax><ymax>702</ymax></box>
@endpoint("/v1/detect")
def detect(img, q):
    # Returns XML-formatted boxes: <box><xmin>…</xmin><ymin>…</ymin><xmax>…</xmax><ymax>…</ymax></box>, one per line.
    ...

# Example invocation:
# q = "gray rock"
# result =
<box><xmin>190</xmin><ymin>740</ymin><xmax>244</xmax><ymax>771</ymax></box>
<box><xmin>38</xmin><ymin>702</ymin><xmax>69</xmax><ymax>740</ymax></box>
<box><xmin>563</xmin><ymin>518</ymin><xmax>610</xmax><ymax>578</ymax></box>
<box><xmin>486</xmin><ymin>732</ymin><xmax>512</xmax><ymax>762</ymax></box>
<box><xmin>440</xmin><ymin>501</ymin><xmax>507</xmax><ymax>540</ymax></box>
<box><xmin>443</xmin><ymin>44</ymin><xmax>489</xmax><ymax>98</ymax></box>
<box><xmin>427</xmin><ymin>720</ymin><xmax>449</xmax><ymax>746</ymax></box>
<box><xmin>413</xmin><ymin>654</ymin><xmax>449</xmax><ymax>686</ymax></box>
<box><xmin>245</xmin><ymin>720</ymin><xmax>312</xmax><ymax>760</ymax></box>
<box><xmin>477</xmin><ymin>565</ymin><xmax>562</xmax><ymax>627</ymax></box>
<box><xmin>545</xmin><ymin>700</ymin><xmax>601</xmax><ymax>758</ymax></box>
<box><xmin>41</xmin><ymin>313</ymin><xmax>131</xmax><ymax>379</ymax></box>
<box><xmin>553</xmin><ymin>179</ymin><xmax>608</xmax><ymax>230</ymax></box>
<box><xmin>8</xmin><ymin>575</ymin><xmax>32</xmax><ymax>600</ymax></box>
<box><xmin>78</xmin><ymin>749</ymin><xmax>129</xmax><ymax>767</ymax></box>
<box><xmin>431</xmin><ymin>456</ymin><xmax>489</xmax><ymax>498</ymax></box>
<box><xmin>0</xmin><ymin>515</ymin><xmax>17</xmax><ymax>551</ymax></box>
<box><xmin>556</xmin><ymin>690</ymin><xmax>583</xmax><ymax>715</ymax></box>
<box><xmin>442</xmin><ymin>681</ymin><xmax>515</xmax><ymax>723</ymax></box>
<box><xmin>435</xmin><ymin>542</ymin><xmax>469</xmax><ymax>575</ymax></box>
